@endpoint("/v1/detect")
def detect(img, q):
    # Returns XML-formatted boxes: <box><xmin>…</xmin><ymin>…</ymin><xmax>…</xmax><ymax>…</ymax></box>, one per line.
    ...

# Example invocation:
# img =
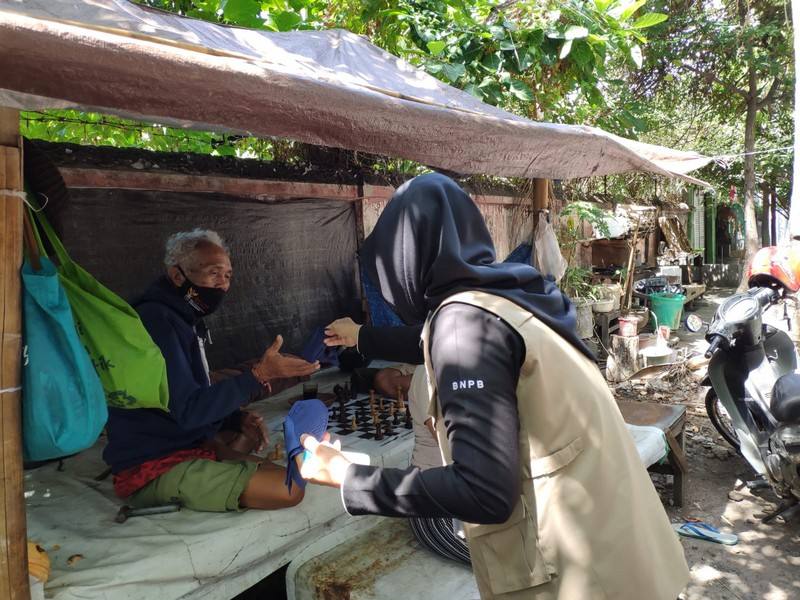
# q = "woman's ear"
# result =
<box><xmin>167</xmin><ymin>265</ymin><xmax>185</xmax><ymax>287</ymax></box>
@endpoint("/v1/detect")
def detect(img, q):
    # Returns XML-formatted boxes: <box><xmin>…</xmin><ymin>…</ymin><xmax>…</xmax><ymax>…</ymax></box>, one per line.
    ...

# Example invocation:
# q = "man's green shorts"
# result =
<box><xmin>130</xmin><ymin>459</ymin><xmax>260</xmax><ymax>512</ymax></box>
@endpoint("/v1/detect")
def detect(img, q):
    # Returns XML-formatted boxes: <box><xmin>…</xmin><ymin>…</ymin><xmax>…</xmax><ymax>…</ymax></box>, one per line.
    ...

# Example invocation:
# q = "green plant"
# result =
<box><xmin>562</xmin><ymin>266</ymin><xmax>600</xmax><ymax>300</ymax></box>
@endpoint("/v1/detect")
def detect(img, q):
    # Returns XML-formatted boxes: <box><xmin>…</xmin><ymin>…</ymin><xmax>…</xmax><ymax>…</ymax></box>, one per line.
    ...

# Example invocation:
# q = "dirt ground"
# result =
<box><xmin>611</xmin><ymin>290</ymin><xmax>800</xmax><ymax>600</ymax></box>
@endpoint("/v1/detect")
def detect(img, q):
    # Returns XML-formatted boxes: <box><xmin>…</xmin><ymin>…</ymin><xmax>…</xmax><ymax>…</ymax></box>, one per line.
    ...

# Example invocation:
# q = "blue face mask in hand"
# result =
<box><xmin>283</xmin><ymin>399</ymin><xmax>329</xmax><ymax>492</ymax></box>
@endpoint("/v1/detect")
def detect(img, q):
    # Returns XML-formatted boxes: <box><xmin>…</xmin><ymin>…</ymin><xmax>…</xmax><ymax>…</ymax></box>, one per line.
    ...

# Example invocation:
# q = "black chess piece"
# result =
<box><xmin>392</xmin><ymin>406</ymin><xmax>399</xmax><ymax>425</ymax></box>
<box><xmin>374</xmin><ymin>417</ymin><xmax>385</xmax><ymax>440</ymax></box>
<box><xmin>383</xmin><ymin>420</ymin><xmax>392</xmax><ymax>437</ymax></box>
<box><xmin>404</xmin><ymin>408</ymin><xmax>412</xmax><ymax>429</ymax></box>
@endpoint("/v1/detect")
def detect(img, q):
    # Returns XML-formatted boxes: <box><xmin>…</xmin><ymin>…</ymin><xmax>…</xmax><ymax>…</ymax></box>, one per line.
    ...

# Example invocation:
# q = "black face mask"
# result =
<box><xmin>176</xmin><ymin>266</ymin><xmax>226</xmax><ymax>317</ymax></box>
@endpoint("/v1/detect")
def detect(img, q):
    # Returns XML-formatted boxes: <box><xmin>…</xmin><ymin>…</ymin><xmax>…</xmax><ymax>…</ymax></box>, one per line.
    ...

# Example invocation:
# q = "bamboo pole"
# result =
<box><xmin>531</xmin><ymin>178</ymin><xmax>550</xmax><ymax>266</ymax></box>
<box><xmin>0</xmin><ymin>107</ymin><xmax>29</xmax><ymax>600</ymax></box>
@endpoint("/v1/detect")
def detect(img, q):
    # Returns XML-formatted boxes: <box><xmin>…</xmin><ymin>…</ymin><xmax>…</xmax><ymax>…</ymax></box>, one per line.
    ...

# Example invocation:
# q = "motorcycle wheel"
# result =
<box><xmin>705</xmin><ymin>389</ymin><xmax>741</xmax><ymax>453</ymax></box>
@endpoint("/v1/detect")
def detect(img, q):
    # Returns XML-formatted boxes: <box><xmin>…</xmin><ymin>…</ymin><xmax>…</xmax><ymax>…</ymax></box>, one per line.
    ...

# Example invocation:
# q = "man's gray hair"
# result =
<box><xmin>164</xmin><ymin>229</ymin><xmax>227</xmax><ymax>268</ymax></box>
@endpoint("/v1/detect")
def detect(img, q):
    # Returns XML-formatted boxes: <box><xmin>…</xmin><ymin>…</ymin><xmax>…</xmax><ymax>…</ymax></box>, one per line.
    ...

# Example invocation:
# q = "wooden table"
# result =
<box><xmin>617</xmin><ymin>401</ymin><xmax>688</xmax><ymax>507</ymax></box>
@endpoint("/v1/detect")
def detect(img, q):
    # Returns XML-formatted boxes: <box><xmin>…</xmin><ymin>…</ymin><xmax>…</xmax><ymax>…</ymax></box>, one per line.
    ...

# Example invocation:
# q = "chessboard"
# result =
<box><xmin>327</xmin><ymin>384</ymin><xmax>413</xmax><ymax>441</ymax></box>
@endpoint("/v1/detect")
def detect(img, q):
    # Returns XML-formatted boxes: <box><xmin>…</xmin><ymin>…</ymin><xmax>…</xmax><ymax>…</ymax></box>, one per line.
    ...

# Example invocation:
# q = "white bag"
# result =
<box><xmin>534</xmin><ymin>213</ymin><xmax>568</xmax><ymax>282</ymax></box>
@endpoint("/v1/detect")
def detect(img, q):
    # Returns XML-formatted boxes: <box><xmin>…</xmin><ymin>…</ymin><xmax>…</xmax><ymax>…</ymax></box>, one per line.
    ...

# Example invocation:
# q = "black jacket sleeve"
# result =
<box><xmin>357</xmin><ymin>324</ymin><xmax>424</xmax><ymax>364</ymax></box>
<box><xmin>341</xmin><ymin>303</ymin><xmax>524</xmax><ymax>524</ymax></box>
<box><xmin>138</xmin><ymin>304</ymin><xmax>262</xmax><ymax>431</ymax></box>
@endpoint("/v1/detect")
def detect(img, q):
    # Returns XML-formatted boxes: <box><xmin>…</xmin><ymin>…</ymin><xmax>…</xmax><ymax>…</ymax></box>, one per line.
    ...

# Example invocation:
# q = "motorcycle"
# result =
<box><xmin>686</xmin><ymin>247</ymin><xmax>800</xmax><ymax>522</ymax></box>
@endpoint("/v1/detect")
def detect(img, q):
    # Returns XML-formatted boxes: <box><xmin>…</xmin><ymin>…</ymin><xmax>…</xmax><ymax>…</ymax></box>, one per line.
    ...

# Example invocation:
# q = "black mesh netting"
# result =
<box><xmin>51</xmin><ymin>188</ymin><xmax>361</xmax><ymax>368</ymax></box>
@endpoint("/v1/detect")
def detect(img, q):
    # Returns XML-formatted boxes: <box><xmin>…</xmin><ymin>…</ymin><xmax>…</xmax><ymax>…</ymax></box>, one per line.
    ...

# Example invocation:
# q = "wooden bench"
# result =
<box><xmin>618</xmin><ymin>401</ymin><xmax>688</xmax><ymax>507</ymax></box>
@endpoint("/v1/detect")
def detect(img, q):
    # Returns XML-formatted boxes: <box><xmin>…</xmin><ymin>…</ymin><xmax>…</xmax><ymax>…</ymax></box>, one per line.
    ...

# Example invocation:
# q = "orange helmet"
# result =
<box><xmin>747</xmin><ymin>246</ymin><xmax>800</xmax><ymax>292</ymax></box>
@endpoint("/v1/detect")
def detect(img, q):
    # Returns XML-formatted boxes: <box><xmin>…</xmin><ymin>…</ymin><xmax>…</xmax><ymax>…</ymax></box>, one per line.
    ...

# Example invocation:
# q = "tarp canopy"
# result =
<box><xmin>0</xmin><ymin>0</ymin><xmax>711</xmax><ymax>183</ymax></box>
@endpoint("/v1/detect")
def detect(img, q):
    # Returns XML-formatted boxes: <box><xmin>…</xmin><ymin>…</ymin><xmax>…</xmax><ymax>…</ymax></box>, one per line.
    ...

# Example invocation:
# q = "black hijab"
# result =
<box><xmin>360</xmin><ymin>173</ymin><xmax>594</xmax><ymax>360</ymax></box>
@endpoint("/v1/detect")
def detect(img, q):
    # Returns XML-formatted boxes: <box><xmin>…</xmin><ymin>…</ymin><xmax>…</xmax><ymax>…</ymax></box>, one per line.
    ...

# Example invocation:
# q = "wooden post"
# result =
<box><xmin>531</xmin><ymin>178</ymin><xmax>549</xmax><ymax>265</ymax></box>
<box><xmin>0</xmin><ymin>107</ymin><xmax>29</xmax><ymax>600</ymax></box>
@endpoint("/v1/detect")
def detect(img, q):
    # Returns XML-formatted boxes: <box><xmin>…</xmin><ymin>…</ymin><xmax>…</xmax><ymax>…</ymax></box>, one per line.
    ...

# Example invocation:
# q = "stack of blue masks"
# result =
<box><xmin>283</xmin><ymin>399</ymin><xmax>329</xmax><ymax>492</ymax></box>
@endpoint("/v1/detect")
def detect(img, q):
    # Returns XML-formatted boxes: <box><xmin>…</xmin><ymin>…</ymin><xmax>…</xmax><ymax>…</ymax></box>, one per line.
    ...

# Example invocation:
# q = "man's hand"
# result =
<box><xmin>299</xmin><ymin>434</ymin><xmax>351</xmax><ymax>488</ymax></box>
<box><xmin>240</xmin><ymin>411</ymin><xmax>268</xmax><ymax>452</ymax></box>
<box><xmin>324</xmin><ymin>318</ymin><xmax>362</xmax><ymax>348</ymax></box>
<box><xmin>253</xmin><ymin>335</ymin><xmax>320</xmax><ymax>381</ymax></box>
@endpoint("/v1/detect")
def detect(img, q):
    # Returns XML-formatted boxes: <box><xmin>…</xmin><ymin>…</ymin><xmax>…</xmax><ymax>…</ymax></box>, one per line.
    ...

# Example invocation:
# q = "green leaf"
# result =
<box><xmin>463</xmin><ymin>83</ymin><xmax>481</xmax><ymax>98</ymax></box>
<box><xmin>632</xmin><ymin>13</ymin><xmax>668</xmax><ymax>29</ymax></box>
<box><xmin>270</xmin><ymin>10</ymin><xmax>302</xmax><ymax>31</ymax></box>
<box><xmin>221</xmin><ymin>0</ymin><xmax>262</xmax><ymax>28</ymax></box>
<box><xmin>489</xmin><ymin>25</ymin><xmax>506</xmax><ymax>40</ymax></box>
<box><xmin>499</xmin><ymin>39</ymin><xmax>517</xmax><ymax>51</ymax></box>
<box><xmin>570</xmin><ymin>40</ymin><xmax>593</xmax><ymax>66</ymax></box>
<box><xmin>427</xmin><ymin>40</ymin><xmax>447</xmax><ymax>56</ymax></box>
<box><xmin>620</xmin><ymin>0</ymin><xmax>647</xmax><ymax>20</ymax></box>
<box><xmin>629</xmin><ymin>44</ymin><xmax>642</xmax><ymax>68</ymax></box>
<box><xmin>559</xmin><ymin>39</ymin><xmax>573</xmax><ymax>59</ymax></box>
<box><xmin>564</xmin><ymin>26</ymin><xmax>589</xmax><ymax>40</ymax></box>
<box><xmin>594</xmin><ymin>0</ymin><xmax>613</xmax><ymax>11</ymax></box>
<box><xmin>441</xmin><ymin>62</ymin><xmax>466</xmax><ymax>82</ymax></box>
<box><xmin>508</xmin><ymin>79</ymin><xmax>534</xmax><ymax>101</ymax></box>
<box><xmin>480</xmin><ymin>53</ymin><xmax>502</xmax><ymax>72</ymax></box>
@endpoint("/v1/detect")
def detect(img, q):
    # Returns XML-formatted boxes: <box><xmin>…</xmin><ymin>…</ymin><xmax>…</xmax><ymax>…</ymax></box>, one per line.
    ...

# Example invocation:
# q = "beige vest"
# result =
<box><xmin>421</xmin><ymin>291</ymin><xmax>689</xmax><ymax>600</ymax></box>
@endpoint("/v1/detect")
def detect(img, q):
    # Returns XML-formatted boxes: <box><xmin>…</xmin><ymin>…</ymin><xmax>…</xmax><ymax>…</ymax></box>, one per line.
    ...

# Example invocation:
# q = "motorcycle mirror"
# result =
<box><xmin>685</xmin><ymin>313</ymin><xmax>704</xmax><ymax>333</ymax></box>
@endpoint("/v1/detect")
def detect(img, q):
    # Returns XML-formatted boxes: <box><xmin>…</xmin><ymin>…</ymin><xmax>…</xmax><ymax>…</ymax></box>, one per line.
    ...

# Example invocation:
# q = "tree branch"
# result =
<box><xmin>756</xmin><ymin>75</ymin><xmax>783</xmax><ymax>110</ymax></box>
<box><xmin>683</xmin><ymin>63</ymin><xmax>748</xmax><ymax>98</ymax></box>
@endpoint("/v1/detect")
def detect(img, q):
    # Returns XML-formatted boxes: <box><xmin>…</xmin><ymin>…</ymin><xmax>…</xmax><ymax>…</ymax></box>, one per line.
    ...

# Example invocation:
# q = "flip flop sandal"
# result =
<box><xmin>283</xmin><ymin>399</ymin><xmax>329</xmax><ymax>492</ymax></box>
<box><xmin>672</xmin><ymin>521</ymin><xmax>738</xmax><ymax>545</ymax></box>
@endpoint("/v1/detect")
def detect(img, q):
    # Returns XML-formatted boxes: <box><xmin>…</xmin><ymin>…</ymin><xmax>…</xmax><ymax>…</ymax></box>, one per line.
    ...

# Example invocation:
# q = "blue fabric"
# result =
<box><xmin>22</xmin><ymin>257</ymin><xmax>108</xmax><ymax>461</ymax></box>
<box><xmin>283</xmin><ymin>399</ymin><xmax>329</xmax><ymax>491</ymax></box>
<box><xmin>503</xmin><ymin>243</ymin><xmax>532</xmax><ymax>265</ymax></box>
<box><xmin>103</xmin><ymin>277</ymin><xmax>261</xmax><ymax>473</ymax></box>
<box><xmin>362</xmin><ymin>265</ymin><xmax>404</xmax><ymax>327</ymax></box>
<box><xmin>301</xmin><ymin>325</ymin><xmax>340</xmax><ymax>366</ymax></box>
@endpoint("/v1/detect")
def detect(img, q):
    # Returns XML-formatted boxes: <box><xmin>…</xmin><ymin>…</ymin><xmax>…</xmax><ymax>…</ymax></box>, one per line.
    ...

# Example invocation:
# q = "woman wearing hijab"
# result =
<box><xmin>302</xmin><ymin>173</ymin><xmax>688</xmax><ymax>600</ymax></box>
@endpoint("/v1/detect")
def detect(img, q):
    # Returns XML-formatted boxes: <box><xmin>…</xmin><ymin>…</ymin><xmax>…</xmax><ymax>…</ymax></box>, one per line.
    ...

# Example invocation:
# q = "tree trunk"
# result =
<box><xmin>761</xmin><ymin>181</ymin><xmax>770</xmax><ymax>246</ymax></box>
<box><xmin>790</xmin><ymin>0</ymin><xmax>800</xmax><ymax>240</ymax></box>
<box><xmin>738</xmin><ymin>69</ymin><xmax>759</xmax><ymax>291</ymax></box>
<box><xmin>771</xmin><ymin>186</ymin><xmax>777</xmax><ymax>245</ymax></box>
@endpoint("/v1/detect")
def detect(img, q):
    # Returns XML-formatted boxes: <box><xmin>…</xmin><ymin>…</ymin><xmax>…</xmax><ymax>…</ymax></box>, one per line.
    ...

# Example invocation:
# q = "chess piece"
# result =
<box><xmin>404</xmin><ymin>407</ymin><xmax>412</xmax><ymax>429</ymax></box>
<box><xmin>369</xmin><ymin>389</ymin><xmax>376</xmax><ymax>410</ymax></box>
<box><xmin>351</xmin><ymin>415</ymin><xmax>358</xmax><ymax>431</ymax></box>
<box><xmin>274</xmin><ymin>442</ymin><xmax>283</xmax><ymax>460</ymax></box>
<box><xmin>379</xmin><ymin>397</ymin><xmax>384</xmax><ymax>412</ymax></box>
<box><xmin>398</xmin><ymin>395</ymin><xmax>406</xmax><ymax>414</ymax></box>
<box><xmin>384</xmin><ymin>420</ymin><xmax>392</xmax><ymax>437</ymax></box>
<box><xmin>392</xmin><ymin>404</ymin><xmax>399</xmax><ymax>425</ymax></box>
<box><xmin>396</xmin><ymin>386</ymin><xmax>402</xmax><ymax>401</ymax></box>
<box><xmin>374</xmin><ymin>415</ymin><xmax>385</xmax><ymax>440</ymax></box>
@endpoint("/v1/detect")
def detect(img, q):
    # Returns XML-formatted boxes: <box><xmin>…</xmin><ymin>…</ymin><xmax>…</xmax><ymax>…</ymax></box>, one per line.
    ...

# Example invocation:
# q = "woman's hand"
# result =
<box><xmin>324</xmin><ymin>318</ymin><xmax>362</xmax><ymax>348</ymax></box>
<box><xmin>299</xmin><ymin>434</ymin><xmax>352</xmax><ymax>488</ymax></box>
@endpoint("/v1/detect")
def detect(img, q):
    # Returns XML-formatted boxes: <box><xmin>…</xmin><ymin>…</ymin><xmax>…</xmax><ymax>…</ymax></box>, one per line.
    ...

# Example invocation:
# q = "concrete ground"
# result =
<box><xmin>613</xmin><ymin>289</ymin><xmax>800</xmax><ymax>600</ymax></box>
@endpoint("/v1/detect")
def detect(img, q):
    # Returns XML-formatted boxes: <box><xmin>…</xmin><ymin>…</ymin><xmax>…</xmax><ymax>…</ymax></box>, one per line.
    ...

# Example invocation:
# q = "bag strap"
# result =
<box><xmin>22</xmin><ymin>209</ymin><xmax>42</xmax><ymax>271</ymax></box>
<box><xmin>31</xmin><ymin>205</ymin><xmax>72</xmax><ymax>267</ymax></box>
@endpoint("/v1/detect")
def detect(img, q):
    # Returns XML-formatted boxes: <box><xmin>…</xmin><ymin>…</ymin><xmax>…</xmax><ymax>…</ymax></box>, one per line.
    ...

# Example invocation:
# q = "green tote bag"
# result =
<box><xmin>32</xmin><ymin>210</ymin><xmax>169</xmax><ymax>410</ymax></box>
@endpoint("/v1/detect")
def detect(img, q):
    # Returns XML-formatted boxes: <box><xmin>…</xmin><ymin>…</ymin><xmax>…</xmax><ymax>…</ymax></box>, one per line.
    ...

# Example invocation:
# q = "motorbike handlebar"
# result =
<box><xmin>705</xmin><ymin>336</ymin><xmax>723</xmax><ymax>359</ymax></box>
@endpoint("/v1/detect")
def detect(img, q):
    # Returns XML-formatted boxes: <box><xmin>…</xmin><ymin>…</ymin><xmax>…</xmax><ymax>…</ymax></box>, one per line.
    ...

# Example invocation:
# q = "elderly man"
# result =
<box><xmin>104</xmin><ymin>229</ymin><xmax>319</xmax><ymax>512</ymax></box>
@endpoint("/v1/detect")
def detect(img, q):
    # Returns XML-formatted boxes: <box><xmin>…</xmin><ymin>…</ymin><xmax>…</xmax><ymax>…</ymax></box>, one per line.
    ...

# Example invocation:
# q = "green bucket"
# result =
<box><xmin>648</xmin><ymin>292</ymin><xmax>686</xmax><ymax>329</ymax></box>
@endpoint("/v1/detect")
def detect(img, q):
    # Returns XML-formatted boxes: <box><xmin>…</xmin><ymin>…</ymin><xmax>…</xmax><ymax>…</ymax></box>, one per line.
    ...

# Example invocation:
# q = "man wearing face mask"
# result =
<box><xmin>103</xmin><ymin>229</ymin><xmax>320</xmax><ymax>512</ymax></box>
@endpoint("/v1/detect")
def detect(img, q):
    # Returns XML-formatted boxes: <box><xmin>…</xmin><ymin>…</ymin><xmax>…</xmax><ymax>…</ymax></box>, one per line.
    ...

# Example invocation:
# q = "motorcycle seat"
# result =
<box><xmin>770</xmin><ymin>373</ymin><xmax>800</xmax><ymax>423</ymax></box>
